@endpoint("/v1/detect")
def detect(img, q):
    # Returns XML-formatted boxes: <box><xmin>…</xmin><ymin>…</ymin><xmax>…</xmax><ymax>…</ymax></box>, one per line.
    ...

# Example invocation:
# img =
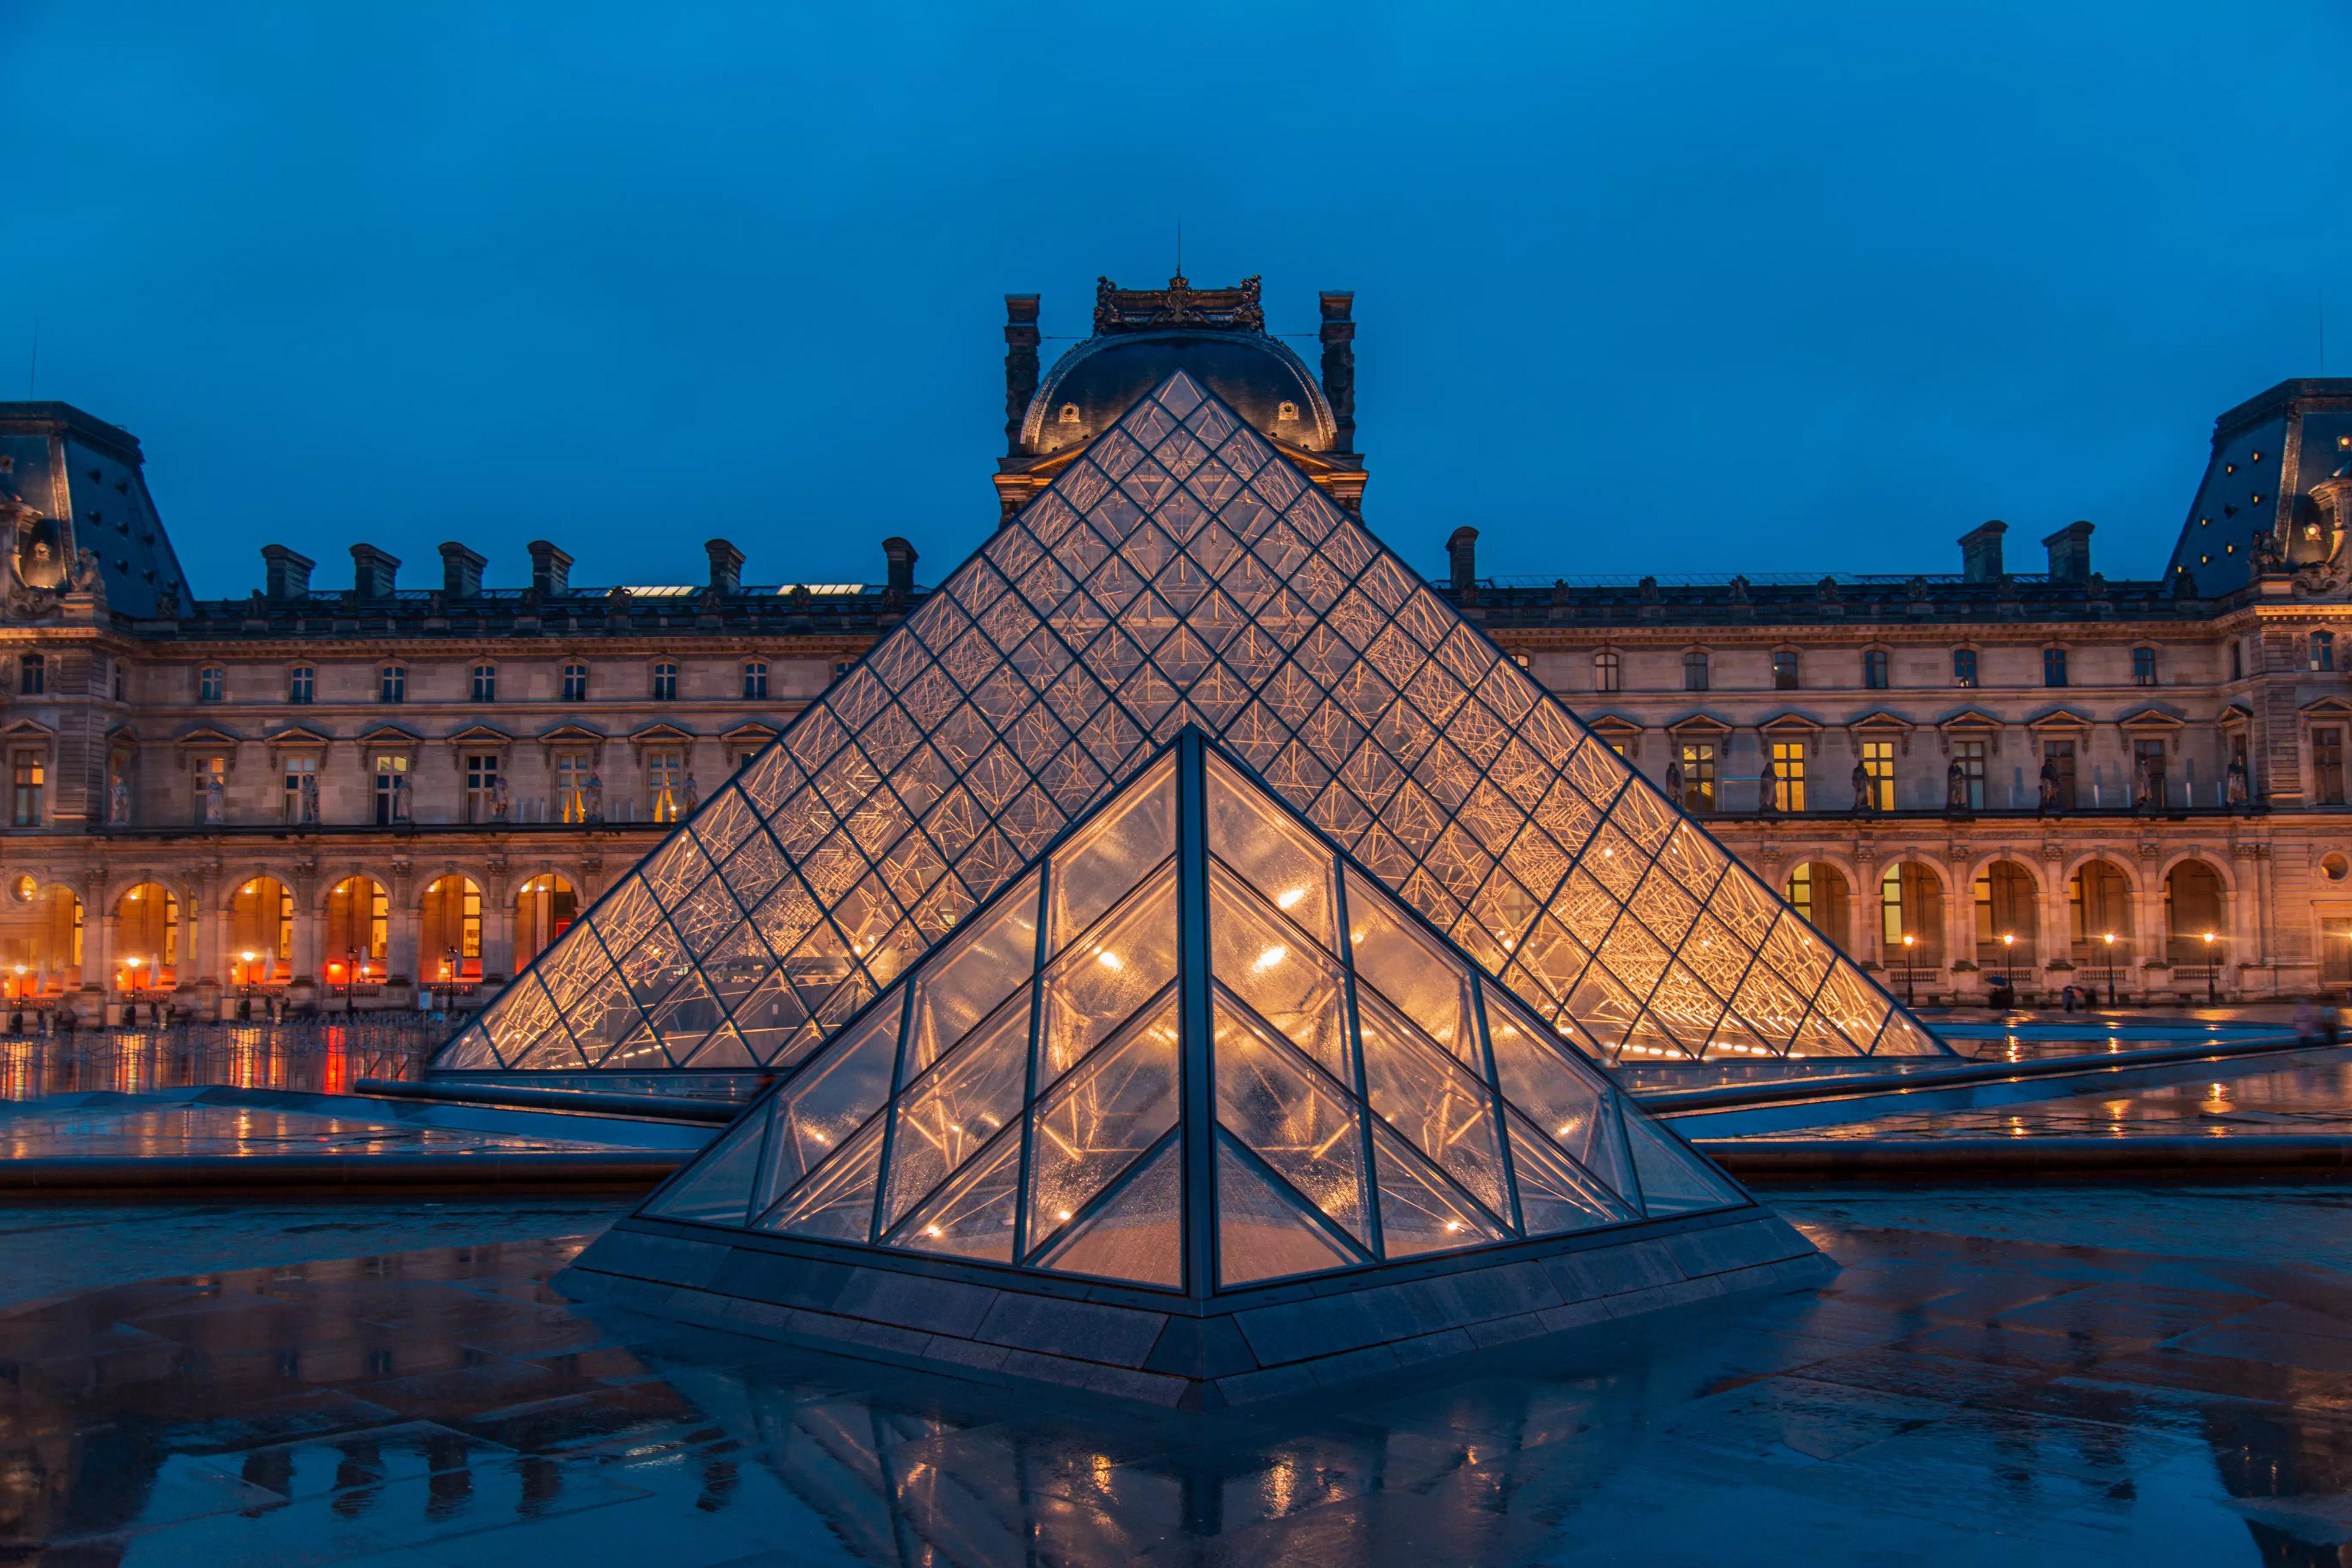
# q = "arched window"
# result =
<box><xmin>228</xmin><ymin>876</ymin><xmax>294</xmax><ymax>985</ymax></box>
<box><xmin>512</xmin><ymin>874</ymin><xmax>579</xmax><ymax>968</ymax></box>
<box><xmin>1593</xmin><ymin>650</ymin><xmax>1621</xmax><ymax>693</ymax></box>
<box><xmin>651</xmin><ymin>662</ymin><xmax>679</xmax><ymax>701</ymax></box>
<box><xmin>288</xmin><ymin>665</ymin><xmax>315</xmax><ymax>704</ymax></box>
<box><xmin>324</xmin><ymin>876</ymin><xmax>389</xmax><ymax>977</ymax></box>
<box><xmin>420</xmin><ymin>875</ymin><xmax>483</xmax><ymax>986</ymax></box>
<box><xmin>742</xmin><ymin>660</ymin><xmax>769</xmax><ymax>700</ymax></box>
<box><xmin>115</xmin><ymin>882</ymin><xmax>180</xmax><ymax>987</ymax></box>
<box><xmin>1681</xmin><ymin>650</ymin><xmax>1709</xmax><ymax>693</ymax></box>
<box><xmin>560</xmin><ymin>662</ymin><xmax>589</xmax><ymax>702</ymax></box>
<box><xmin>3</xmin><ymin>882</ymin><xmax>82</xmax><ymax>996</ymax></box>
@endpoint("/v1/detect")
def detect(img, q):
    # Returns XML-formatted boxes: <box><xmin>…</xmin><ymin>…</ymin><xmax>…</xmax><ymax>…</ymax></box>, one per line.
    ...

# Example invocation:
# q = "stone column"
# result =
<box><xmin>481</xmin><ymin>854</ymin><xmax>514</xmax><ymax>987</ymax></box>
<box><xmin>2135</xmin><ymin>845</ymin><xmax>2168</xmax><ymax>1000</ymax></box>
<box><xmin>2038</xmin><ymin>848</ymin><xmax>2071</xmax><ymax>991</ymax></box>
<box><xmin>80</xmin><ymin>869</ymin><xmax>111</xmax><ymax>1022</ymax></box>
<box><xmin>1938</xmin><ymin>879</ymin><xmax>1966</xmax><ymax>997</ymax></box>
<box><xmin>386</xmin><ymin>858</ymin><xmax>418</xmax><ymax>1003</ymax></box>
<box><xmin>190</xmin><ymin>860</ymin><xmax>225</xmax><ymax>1020</ymax></box>
<box><xmin>289</xmin><ymin>859</ymin><xmax>320</xmax><ymax>1008</ymax></box>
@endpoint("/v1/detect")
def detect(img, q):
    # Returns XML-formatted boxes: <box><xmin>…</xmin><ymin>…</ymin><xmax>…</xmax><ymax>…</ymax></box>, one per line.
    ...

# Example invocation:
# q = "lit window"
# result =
<box><xmin>1771</xmin><ymin>651</ymin><xmax>1799</xmax><ymax>690</ymax></box>
<box><xmin>1863</xmin><ymin>649</ymin><xmax>1890</xmax><ymax>690</ymax></box>
<box><xmin>471</xmin><ymin>663</ymin><xmax>497</xmax><ymax>701</ymax></box>
<box><xmin>11</xmin><ymin>754</ymin><xmax>43</xmax><ymax>827</ymax></box>
<box><xmin>18</xmin><ymin>655</ymin><xmax>43</xmax><ymax>697</ymax></box>
<box><xmin>1861</xmin><ymin>740</ymin><xmax>1895</xmax><ymax>810</ymax></box>
<box><xmin>2042</xmin><ymin>647</ymin><xmax>2068</xmax><ymax>688</ymax></box>
<box><xmin>372</xmin><ymin>755</ymin><xmax>408</xmax><ymax>824</ymax></box>
<box><xmin>288</xmin><ymin>665</ymin><xmax>315</xmax><ymax>704</ymax></box>
<box><xmin>2316</xmin><ymin>728</ymin><xmax>2346</xmax><ymax>806</ymax></box>
<box><xmin>1677</xmin><ymin>743</ymin><xmax>1716</xmax><ymax>813</ymax></box>
<box><xmin>2132</xmin><ymin>647</ymin><xmax>2157</xmax><ymax>687</ymax></box>
<box><xmin>742</xmin><ymin>660</ymin><xmax>768</xmax><ymax>700</ymax></box>
<box><xmin>648</xmin><ymin>752</ymin><xmax>684</xmax><ymax>822</ymax></box>
<box><xmin>2312</xmin><ymin>631</ymin><xmax>2335</xmax><ymax>673</ymax></box>
<box><xmin>282</xmin><ymin>755</ymin><xmax>317</xmax><ymax>822</ymax></box>
<box><xmin>198</xmin><ymin>665</ymin><xmax>224</xmax><ymax>703</ymax></box>
<box><xmin>1952</xmin><ymin>649</ymin><xmax>1977</xmax><ymax>688</ymax></box>
<box><xmin>1770</xmin><ymin>741</ymin><xmax>1806</xmax><ymax>812</ymax></box>
<box><xmin>379</xmin><ymin>665</ymin><xmax>406</xmax><ymax>703</ymax></box>
<box><xmin>464</xmin><ymin>753</ymin><xmax>501</xmax><ymax>823</ymax></box>
<box><xmin>561</xmin><ymin>662</ymin><xmax>589</xmax><ymax>702</ymax></box>
<box><xmin>1593</xmin><ymin>650</ymin><xmax>1621</xmax><ymax>693</ymax></box>
<box><xmin>1682</xmin><ymin>650</ymin><xmax>1709</xmax><ymax>692</ymax></box>
<box><xmin>652</xmin><ymin>662</ymin><xmax>678</xmax><ymax>701</ymax></box>
<box><xmin>555</xmin><ymin>752</ymin><xmax>594</xmax><ymax>823</ymax></box>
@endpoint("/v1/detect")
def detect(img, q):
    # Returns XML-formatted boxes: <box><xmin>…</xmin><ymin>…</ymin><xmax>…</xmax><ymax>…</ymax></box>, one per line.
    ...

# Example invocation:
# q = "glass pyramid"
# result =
<box><xmin>433</xmin><ymin>369</ymin><xmax>1943</xmax><ymax>1080</ymax></box>
<box><xmin>634</xmin><ymin>731</ymin><xmax>1747</xmax><ymax>1292</ymax></box>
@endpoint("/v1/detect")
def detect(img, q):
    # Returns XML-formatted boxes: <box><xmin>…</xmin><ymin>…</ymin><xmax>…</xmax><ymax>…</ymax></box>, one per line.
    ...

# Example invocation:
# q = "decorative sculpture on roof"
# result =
<box><xmin>1093</xmin><ymin>274</ymin><xmax>1265</xmax><ymax>335</ymax></box>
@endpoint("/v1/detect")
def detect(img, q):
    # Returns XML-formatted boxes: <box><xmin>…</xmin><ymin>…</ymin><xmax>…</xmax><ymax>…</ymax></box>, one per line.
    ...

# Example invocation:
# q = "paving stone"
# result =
<box><xmin>971</xmin><ymin>1293</ymin><xmax>1167</xmax><ymax>1366</ymax></box>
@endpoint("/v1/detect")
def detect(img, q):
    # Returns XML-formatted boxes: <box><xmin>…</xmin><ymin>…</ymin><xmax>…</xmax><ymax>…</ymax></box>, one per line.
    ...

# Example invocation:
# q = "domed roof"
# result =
<box><xmin>1020</xmin><ymin>328</ymin><xmax>1336</xmax><ymax>457</ymax></box>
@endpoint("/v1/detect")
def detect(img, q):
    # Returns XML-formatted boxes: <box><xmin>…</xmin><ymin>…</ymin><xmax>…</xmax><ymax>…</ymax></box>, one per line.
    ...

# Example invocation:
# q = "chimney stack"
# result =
<box><xmin>1959</xmin><ymin>520</ymin><xmax>2007</xmax><ymax>583</ymax></box>
<box><xmin>438</xmin><ymin>541</ymin><xmax>486</xmax><ymax>599</ymax></box>
<box><xmin>1003</xmin><ymin>295</ymin><xmax>1041</xmax><ymax>454</ymax></box>
<box><xmin>1447</xmin><ymin>527</ymin><xmax>1479</xmax><ymax>595</ymax></box>
<box><xmin>1319</xmin><ymin>292</ymin><xmax>1357</xmax><ymax>453</ymax></box>
<box><xmin>705</xmin><ymin>538</ymin><xmax>744</xmax><ymax>595</ymax></box>
<box><xmin>261</xmin><ymin>544</ymin><xmax>315</xmax><ymax>600</ymax></box>
<box><xmin>2041</xmin><ymin>520</ymin><xmax>2094</xmax><ymax>583</ymax></box>
<box><xmin>350</xmin><ymin>545</ymin><xmax>400</xmax><ymax>600</ymax></box>
<box><xmin>527</xmin><ymin>540</ymin><xmax>572</xmax><ymax>597</ymax></box>
<box><xmin>883</xmin><ymin>537</ymin><xmax>919</xmax><ymax>598</ymax></box>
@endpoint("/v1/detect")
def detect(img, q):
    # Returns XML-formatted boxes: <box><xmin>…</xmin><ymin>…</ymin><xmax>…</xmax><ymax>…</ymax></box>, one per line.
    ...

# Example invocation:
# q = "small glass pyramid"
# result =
<box><xmin>434</xmin><ymin>369</ymin><xmax>1944</xmax><ymax>1082</ymax></box>
<box><xmin>636</xmin><ymin>729</ymin><xmax>1747</xmax><ymax>1293</ymax></box>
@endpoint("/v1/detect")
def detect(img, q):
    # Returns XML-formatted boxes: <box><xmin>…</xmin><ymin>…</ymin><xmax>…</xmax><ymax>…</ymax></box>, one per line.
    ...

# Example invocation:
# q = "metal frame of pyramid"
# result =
<box><xmin>561</xmin><ymin>729</ymin><xmax>1830</xmax><ymax>1406</ymax></box>
<box><xmin>432</xmin><ymin>369</ymin><xmax>1945</xmax><ymax>1093</ymax></box>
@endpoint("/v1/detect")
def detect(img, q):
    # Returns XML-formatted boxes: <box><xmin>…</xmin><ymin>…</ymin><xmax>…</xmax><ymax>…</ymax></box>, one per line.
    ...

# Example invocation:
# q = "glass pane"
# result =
<box><xmin>1037</xmin><ymin>864</ymin><xmax>1179</xmax><ymax>1085</ymax></box>
<box><xmin>1205</xmin><ymin>754</ymin><xmax>1337</xmax><ymax>952</ymax></box>
<box><xmin>681</xmin><ymin>1025</ymin><xmax>756</xmax><ymax>1068</ymax></box>
<box><xmin>759</xmin><ymin>997</ymin><xmax>902</xmax><ymax>1207</ymax></box>
<box><xmin>1355</xmin><ymin>991</ymin><xmax>1509</xmax><ymax>1219</ymax></box>
<box><xmin>903</xmin><ymin>870</ymin><xmax>1039</xmax><ymax>1082</ymax></box>
<box><xmin>1046</xmin><ymin>755</ymin><xmax>1175</xmax><ymax>956</ymax></box>
<box><xmin>643</xmin><ymin>1107</ymin><xmax>766</xmax><ymax>1228</ymax></box>
<box><xmin>1483</xmin><ymin>984</ymin><xmax>1632</xmax><ymax>1199</ymax></box>
<box><xmin>1502</xmin><ymin>1109</ymin><xmax>1634</xmax><ymax>1236</ymax></box>
<box><xmin>1211</xmin><ymin>1001</ymin><xmax>1369</xmax><ymax>1245</ymax></box>
<box><xmin>1370</xmin><ymin>1122</ymin><xmax>1507</xmax><ymax>1260</ymax></box>
<box><xmin>883</xmin><ymin>993</ymin><xmax>1032</xmax><ymax>1232</ymax></box>
<box><xmin>1216</xmin><ymin>1137</ymin><xmax>1355</xmax><ymax>1287</ymax></box>
<box><xmin>730</xmin><ymin>968</ymin><xmax>816</xmax><ymax>1067</ymax></box>
<box><xmin>888</xmin><ymin>1132</ymin><xmax>1022</xmax><ymax>1262</ymax></box>
<box><xmin>1035</xmin><ymin>1138</ymin><xmax>1182</xmax><ymax>1288</ymax></box>
<box><xmin>1026</xmin><ymin>997</ymin><xmax>1180</xmax><ymax>1252</ymax></box>
<box><xmin>1624</xmin><ymin>1116</ymin><xmax>1746</xmax><ymax>1216</ymax></box>
<box><xmin>566</xmin><ymin>970</ymin><xmax>646</xmax><ymax>1066</ymax></box>
<box><xmin>1207</xmin><ymin>869</ymin><xmax>1351</xmax><ymax>1082</ymax></box>
<box><xmin>1343</xmin><ymin>870</ymin><xmax>1476</xmax><ymax>1067</ymax></box>
<box><xmin>763</xmin><ymin>1117</ymin><xmax>883</xmax><ymax>1242</ymax></box>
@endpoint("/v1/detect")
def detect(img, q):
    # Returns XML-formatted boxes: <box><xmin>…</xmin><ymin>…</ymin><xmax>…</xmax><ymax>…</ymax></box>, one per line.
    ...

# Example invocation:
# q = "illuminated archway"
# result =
<box><xmin>420</xmin><ymin>874</ymin><xmax>483</xmax><ymax>985</ymax></box>
<box><xmin>115</xmin><ymin>882</ymin><xmax>180</xmax><ymax>989</ymax></box>
<box><xmin>1877</xmin><ymin>862</ymin><xmax>1944</xmax><ymax>970</ymax></box>
<box><xmin>1973</xmin><ymin>860</ymin><xmax>2039</xmax><ymax>974</ymax></box>
<box><xmin>2</xmin><ymin>883</ymin><xmax>81</xmax><ymax>997</ymax></box>
<box><xmin>1784</xmin><ymin>863</ymin><xmax>1852</xmax><ymax>951</ymax></box>
<box><xmin>324</xmin><ymin>876</ymin><xmax>390</xmax><ymax>984</ymax></box>
<box><xmin>511</xmin><ymin>874</ymin><xmax>579</xmax><ymax>970</ymax></box>
<box><xmin>2165</xmin><ymin>859</ymin><xmax>2226</xmax><ymax>967</ymax></box>
<box><xmin>228</xmin><ymin>876</ymin><xmax>294</xmax><ymax>986</ymax></box>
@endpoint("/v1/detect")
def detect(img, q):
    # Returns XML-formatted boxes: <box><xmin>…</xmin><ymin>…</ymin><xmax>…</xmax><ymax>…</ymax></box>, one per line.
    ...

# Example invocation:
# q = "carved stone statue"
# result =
<box><xmin>491</xmin><ymin>774</ymin><xmax>511</xmax><ymax>822</ymax></box>
<box><xmin>1850</xmin><ymin>760</ymin><xmax>1872</xmax><ymax>815</ymax></box>
<box><xmin>1757</xmin><ymin>758</ymin><xmax>1779</xmax><ymax>815</ymax></box>
<box><xmin>298</xmin><ymin>772</ymin><xmax>320</xmax><ymax>824</ymax></box>
<box><xmin>2133</xmin><ymin>757</ymin><xmax>2155</xmax><ymax>810</ymax></box>
<box><xmin>682</xmin><ymin>772</ymin><xmax>700</xmax><ymax>813</ymax></box>
<box><xmin>1945</xmin><ymin>760</ymin><xmax>1968</xmax><ymax>811</ymax></box>
<box><xmin>1664</xmin><ymin>759</ymin><xmax>1683</xmax><ymax>804</ymax></box>
<box><xmin>110</xmin><ymin>775</ymin><xmax>129</xmax><ymax>826</ymax></box>
<box><xmin>2225</xmin><ymin>753</ymin><xmax>2250</xmax><ymax>808</ymax></box>
<box><xmin>584</xmin><ymin>772</ymin><xmax>604</xmax><ymax>823</ymax></box>
<box><xmin>391</xmin><ymin>771</ymin><xmax>412</xmax><ymax>823</ymax></box>
<box><xmin>203</xmin><ymin>771</ymin><xmax>225</xmax><ymax>826</ymax></box>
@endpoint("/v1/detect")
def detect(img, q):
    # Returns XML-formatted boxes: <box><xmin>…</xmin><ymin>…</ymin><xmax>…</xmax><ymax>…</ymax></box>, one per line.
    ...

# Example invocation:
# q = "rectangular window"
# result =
<box><xmin>2042</xmin><ymin>648</ymin><xmax>2068</xmax><ymax>688</ymax></box>
<box><xmin>11</xmin><ymin>755</ymin><xmax>43</xmax><ymax>826</ymax></box>
<box><xmin>1953</xmin><ymin>649</ymin><xmax>1977</xmax><ymax>688</ymax></box>
<box><xmin>198</xmin><ymin>666</ymin><xmax>224</xmax><ymax>703</ymax></box>
<box><xmin>470</xmin><ymin>664</ymin><xmax>497</xmax><ymax>701</ymax></box>
<box><xmin>2231</xmin><ymin>642</ymin><xmax>2244</xmax><ymax>680</ymax></box>
<box><xmin>19</xmin><ymin>655</ymin><xmax>44</xmax><ymax>696</ymax></box>
<box><xmin>651</xmin><ymin>662</ymin><xmax>679</xmax><ymax>701</ymax></box>
<box><xmin>1770</xmin><ymin>741</ymin><xmax>1806</xmax><ymax>812</ymax></box>
<box><xmin>556</xmin><ymin>753</ymin><xmax>593</xmax><ymax>823</ymax></box>
<box><xmin>730</xmin><ymin>747</ymin><xmax>763</xmax><ymax>774</ymax></box>
<box><xmin>2324</xmin><ymin>917</ymin><xmax>2352</xmax><ymax>987</ymax></box>
<box><xmin>372</xmin><ymin>755</ymin><xmax>408</xmax><ymax>826</ymax></box>
<box><xmin>2133</xmin><ymin>739</ymin><xmax>2168</xmax><ymax>808</ymax></box>
<box><xmin>1771</xmin><ymin>651</ymin><xmax>1799</xmax><ymax>691</ymax></box>
<box><xmin>1594</xmin><ymin>651</ymin><xmax>1621</xmax><ymax>693</ymax></box>
<box><xmin>648</xmin><ymin>752</ymin><xmax>684</xmax><ymax>823</ymax></box>
<box><xmin>2044</xmin><ymin>741</ymin><xmax>2078</xmax><ymax>810</ymax></box>
<box><xmin>2313</xmin><ymin>631</ymin><xmax>2336</xmax><ymax>673</ymax></box>
<box><xmin>2132</xmin><ymin>647</ymin><xmax>2157</xmax><ymax>687</ymax></box>
<box><xmin>2315</xmin><ymin>728</ymin><xmax>2345</xmax><ymax>806</ymax></box>
<box><xmin>288</xmin><ymin>666</ymin><xmax>315</xmax><ymax>704</ymax></box>
<box><xmin>193</xmin><ymin>756</ymin><xmax>226</xmax><ymax>823</ymax></box>
<box><xmin>743</xmin><ymin>662</ymin><xmax>769</xmax><ymax>700</ymax></box>
<box><xmin>1863</xmin><ymin>649</ymin><xmax>1890</xmax><ymax>690</ymax></box>
<box><xmin>113</xmin><ymin>662</ymin><xmax>124</xmax><ymax>702</ymax></box>
<box><xmin>1678</xmin><ymin>742</ymin><xmax>1716</xmax><ymax>813</ymax></box>
<box><xmin>282</xmin><ymin>755</ymin><xmax>317</xmax><ymax>823</ymax></box>
<box><xmin>380</xmin><ymin>665</ymin><xmax>407</xmax><ymax>703</ymax></box>
<box><xmin>1682</xmin><ymin>651</ymin><xmax>1708</xmax><ymax>692</ymax></box>
<box><xmin>561</xmin><ymin>663</ymin><xmax>588</xmax><ymax>702</ymax></box>
<box><xmin>1787</xmin><ymin>864</ymin><xmax>1814</xmax><ymax>926</ymax></box>
<box><xmin>1953</xmin><ymin>739</ymin><xmax>1987</xmax><ymax>810</ymax></box>
<box><xmin>463</xmin><ymin>753</ymin><xmax>500</xmax><ymax>823</ymax></box>
<box><xmin>1861</xmin><ymin>740</ymin><xmax>1895</xmax><ymax>810</ymax></box>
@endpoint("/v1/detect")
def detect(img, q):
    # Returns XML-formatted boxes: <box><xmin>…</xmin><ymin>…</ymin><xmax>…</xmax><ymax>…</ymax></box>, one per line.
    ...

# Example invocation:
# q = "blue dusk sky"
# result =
<box><xmin>5</xmin><ymin>2</ymin><xmax>2348</xmax><ymax>597</ymax></box>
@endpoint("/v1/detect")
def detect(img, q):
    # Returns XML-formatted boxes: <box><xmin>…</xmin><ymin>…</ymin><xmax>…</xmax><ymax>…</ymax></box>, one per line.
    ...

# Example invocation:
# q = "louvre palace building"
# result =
<box><xmin>4</xmin><ymin>272</ymin><xmax>2351</xmax><ymax>1024</ymax></box>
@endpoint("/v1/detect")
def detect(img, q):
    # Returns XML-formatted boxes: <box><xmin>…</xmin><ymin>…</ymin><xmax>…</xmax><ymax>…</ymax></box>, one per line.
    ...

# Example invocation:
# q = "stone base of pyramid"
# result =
<box><xmin>557</xmin><ymin>1208</ymin><xmax>1832</xmax><ymax>1408</ymax></box>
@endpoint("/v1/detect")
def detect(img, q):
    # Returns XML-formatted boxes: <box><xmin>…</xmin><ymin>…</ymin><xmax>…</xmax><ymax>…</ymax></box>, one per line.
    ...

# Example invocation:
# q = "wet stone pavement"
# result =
<box><xmin>4</xmin><ymin>1189</ymin><xmax>2352</xmax><ymax>1565</ymax></box>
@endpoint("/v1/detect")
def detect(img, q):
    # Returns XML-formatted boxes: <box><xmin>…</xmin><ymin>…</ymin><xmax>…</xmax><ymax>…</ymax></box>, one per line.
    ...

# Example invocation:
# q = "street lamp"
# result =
<box><xmin>2000</xmin><ymin>932</ymin><xmax>2016</xmax><ymax>988</ymax></box>
<box><xmin>2101</xmin><ymin>932</ymin><xmax>2117</xmax><ymax>1006</ymax></box>
<box><xmin>2201</xmin><ymin>930</ymin><xmax>2218</xmax><ymax>1005</ymax></box>
<box><xmin>1901</xmin><ymin>932</ymin><xmax>1917</xmax><ymax>1006</ymax></box>
<box><xmin>239</xmin><ymin>949</ymin><xmax>258</xmax><ymax>1020</ymax></box>
<box><xmin>344</xmin><ymin>947</ymin><xmax>360</xmax><ymax>1013</ymax></box>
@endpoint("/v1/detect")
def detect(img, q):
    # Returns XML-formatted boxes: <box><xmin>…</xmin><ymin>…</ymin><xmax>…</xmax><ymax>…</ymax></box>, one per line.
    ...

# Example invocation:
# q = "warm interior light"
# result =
<box><xmin>1252</xmin><ymin>944</ymin><xmax>1287</xmax><ymax>973</ymax></box>
<box><xmin>1276</xmin><ymin>887</ymin><xmax>1305</xmax><ymax>910</ymax></box>
<box><xmin>922</xmin><ymin>1225</ymin><xmax>943</xmax><ymax>1238</ymax></box>
<box><xmin>1096</xmin><ymin>949</ymin><xmax>1123</xmax><ymax>971</ymax></box>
